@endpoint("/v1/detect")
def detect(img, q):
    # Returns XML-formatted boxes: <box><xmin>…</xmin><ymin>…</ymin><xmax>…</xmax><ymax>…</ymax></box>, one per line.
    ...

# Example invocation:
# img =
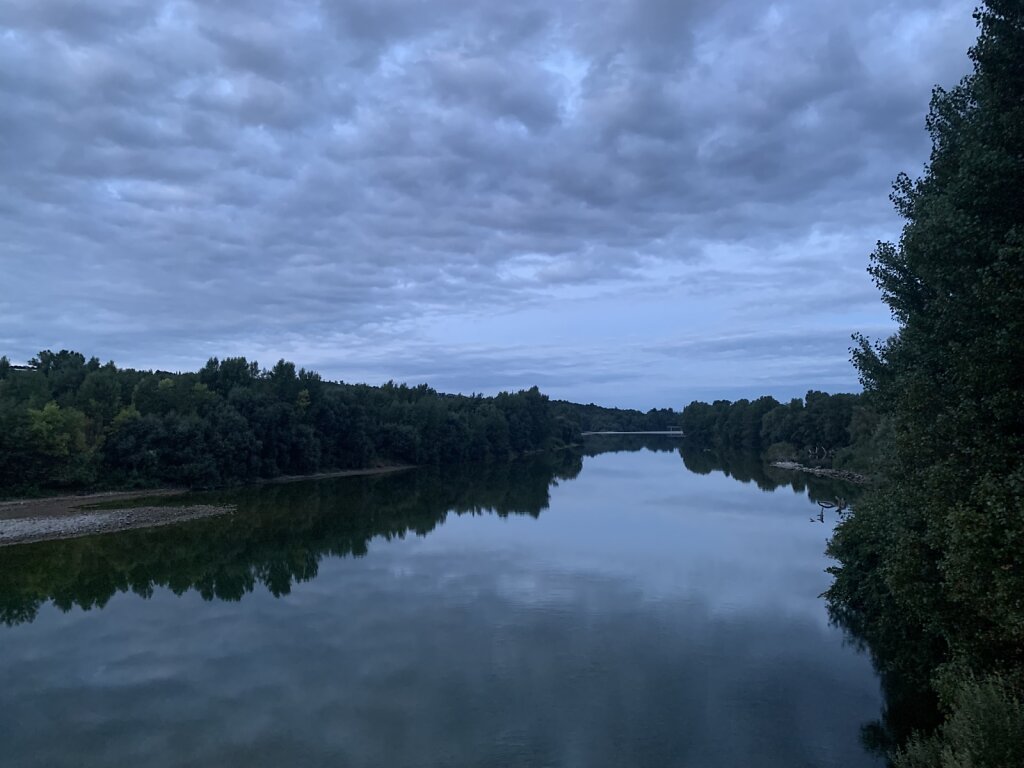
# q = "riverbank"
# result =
<box><xmin>0</xmin><ymin>503</ymin><xmax>234</xmax><ymax>547</ymax></box>
<box><xmin>0</xmin><ymin>465</ymin><xmax>412</xmax><ymax>547</ymax></box>
<box><xmin>769</xmin><ymin>461</ymin><xmax>869</xmax><ymax>485</ymax></box>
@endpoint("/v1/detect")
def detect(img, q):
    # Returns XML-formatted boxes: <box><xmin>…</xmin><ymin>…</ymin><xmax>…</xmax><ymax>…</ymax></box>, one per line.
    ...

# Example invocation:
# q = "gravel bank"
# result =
<box><xmin>0</xmin><ymin>466</ymin><xmax>412</xmax><ymax>547</ymax></box>
<box><xmin>0</xmin><ymin>504</ymin><xmax>233</xmax><ymax>547</ymax></box>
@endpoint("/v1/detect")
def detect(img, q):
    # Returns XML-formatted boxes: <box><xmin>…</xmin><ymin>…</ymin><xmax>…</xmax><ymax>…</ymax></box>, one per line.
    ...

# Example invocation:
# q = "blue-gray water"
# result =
<box><xmin>0</xmin><ymin>441</ymin><xmax>881</xmax><ymax>767</ymax></box>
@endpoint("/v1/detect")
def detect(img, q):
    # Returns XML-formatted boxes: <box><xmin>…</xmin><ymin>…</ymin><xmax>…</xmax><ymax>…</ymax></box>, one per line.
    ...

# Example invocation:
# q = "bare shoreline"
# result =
<box><xmin>769</xmin><ymin>461</ymin><xmax>870</xmax><ymax>485</ymax></box>
<box><xmin>0</xmin><ymin>465</ymin><xmax>412</xmax><ymax>547</ymax></box>
<box><xmin>0</xmin><ymin>504</ymin><xmax>235</xmax><ymax>547</ymax></box>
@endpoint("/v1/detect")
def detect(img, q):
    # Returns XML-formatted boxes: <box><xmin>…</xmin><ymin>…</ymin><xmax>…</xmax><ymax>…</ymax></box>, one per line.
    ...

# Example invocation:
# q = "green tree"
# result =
<box><xmin>827</xmin><ymin>1</ymin><xmax>1024</xmax><ymax>759</ymax></box>
<box><xmin>0</xmin><ymin>349</ymin><xmax>579</xmax><ymax>494</ymax></box>
<box><xmin>26</xmin><ymin>402</ymin><xmax>93</xmax><ymax>485</ymax></box>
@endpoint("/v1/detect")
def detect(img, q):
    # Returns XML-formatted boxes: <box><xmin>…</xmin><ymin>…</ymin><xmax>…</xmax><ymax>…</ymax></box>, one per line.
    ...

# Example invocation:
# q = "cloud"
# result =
<box><xmin>0</xmin><ymin>0</ymin><xmax>978</xmax><ymax>405</ymax></box>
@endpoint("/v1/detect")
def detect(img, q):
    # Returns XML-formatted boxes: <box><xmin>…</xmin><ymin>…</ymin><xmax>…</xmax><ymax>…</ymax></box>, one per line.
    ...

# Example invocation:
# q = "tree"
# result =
<box><xmin>827</xmin><ymin>2</ymin><xmax>1024</xmax><ymax>760</ymax></box>
<box><xmin>26</xmin><ymin>402</ymin><xmax>93</xmax><ymax>485</ymax></box>
<box><xmin>0</xmin><ymin>348</ymin><xmax>578</xmax><ymax>495</ymax></box>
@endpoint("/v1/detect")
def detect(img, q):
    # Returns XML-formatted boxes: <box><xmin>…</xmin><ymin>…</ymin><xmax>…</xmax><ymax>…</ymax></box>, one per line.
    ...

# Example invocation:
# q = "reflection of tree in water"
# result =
<box><xmin>674</xmin><ymin>438</ymin><xmax>934</xmax><ymax>760</ymax></box>
<box><xmin>827</xmin><ymin>571</ymin><xmax>945</xmax><ymax>762</ymax></box>
<box><xmin>579</xmin><ymin>434</ymin><xmax>682</xmax><ymax>456</ymax></box>
<box><xmin>580</xmin><ymin>434</ymin><xmax>863</xmax><ymax>509</ymax></box>
<box><xmin>676</xmin><ymin>440</ymin><xmax>947</xmax><ymax>762</ymax></box>
<box><xmin>0</xmin><ymin>451</ymin><xmax>583</xmax><ymax>626</ymax></box>
<box><xmin>677</xmin><ymin>444</ymin><xmax>864</xmax><ymax>507</ymax></box>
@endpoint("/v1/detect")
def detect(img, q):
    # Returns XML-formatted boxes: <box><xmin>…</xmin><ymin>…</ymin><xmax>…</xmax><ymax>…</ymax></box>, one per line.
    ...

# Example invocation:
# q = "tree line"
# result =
<box><xmin>551</xmin><ymin>400</ymin><xmax>680</xmax><ymax>433</ymax></box>
<box><xmin>0</xmin><ymin>351</ymin><xmax>681</xmax><ymax>498</ymax></box>
<box><xmin>0</xmin><ymin>351</ymin><xmax>576</xmax><ymax>496</ymax></box>
<box><xmin>677</xmin><ymin>390</ymin><xmax>882</xmax><ymax>471</ymax></box>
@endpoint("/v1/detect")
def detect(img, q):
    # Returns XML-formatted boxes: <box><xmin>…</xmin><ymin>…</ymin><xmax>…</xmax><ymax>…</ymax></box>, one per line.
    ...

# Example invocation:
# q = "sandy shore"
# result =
<box><xmin>0</xmin><ymin>504</ymin><xmax>234</xmax><ymax>547</ymax></box>
<box><xmin>0</xmin><ymin>465</ymin><xmax>412</xmax><ymax>547</ymax></box>
<box><xmin>0</xmin><ymin>489</ymin><xmax>186</xmax><ymax>522</ymax></box>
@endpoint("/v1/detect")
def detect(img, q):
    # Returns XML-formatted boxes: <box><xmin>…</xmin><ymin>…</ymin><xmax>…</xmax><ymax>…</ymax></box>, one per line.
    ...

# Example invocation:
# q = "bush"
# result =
<box><xmin>896</xmin><ymin>676</ymin><xmax>1024</xmax><ymax>768</ymax></box>
<box><xmin>763</xmin><ymin>442</ymin><xmax>799</xmax><ymax>461</ymax></box>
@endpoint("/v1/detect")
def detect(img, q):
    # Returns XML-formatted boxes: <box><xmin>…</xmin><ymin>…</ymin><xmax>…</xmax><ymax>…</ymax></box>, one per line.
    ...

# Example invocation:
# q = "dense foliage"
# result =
<box><xmin>551</xmin><ymin>400</ymin><xmax>680</xmax><ymax>434</ymax></box>
<box><xmin>678</xmin><ymin>391</ymin><xmax>880</xmax><ymax>470</ymax></box>
<box><xmin>826</xmin><ymin>3</ymin><xmax>1024</xmax><ymax>764</ymax></box>
<box><xmin>0</xmin><ymin>351</ymin><xmax>572</xmax><ymax>496</ymax></box>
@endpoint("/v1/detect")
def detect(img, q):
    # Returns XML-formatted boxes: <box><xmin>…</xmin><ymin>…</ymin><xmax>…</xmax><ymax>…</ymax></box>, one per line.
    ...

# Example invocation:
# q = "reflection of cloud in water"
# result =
<box><xmin>3</xmin><ymin>549</ymin><xmax>881</xmax><ymax>767</ymax></box>
<box><xmin>0</xmin><ymin>444</ymin><xmax>883</xmax><ymax>767</ymax></box>
<box><xmin>416</xmin><ymin>449</ymin><xmax>846</xmax><ymax>623</ymax></box>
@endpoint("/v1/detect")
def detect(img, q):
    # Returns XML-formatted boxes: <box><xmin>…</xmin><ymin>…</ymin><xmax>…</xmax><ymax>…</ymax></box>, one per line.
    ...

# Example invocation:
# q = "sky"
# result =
<box><xmin>0</xmin><ymin>0</ymin><xmax>979</xmax><ymax>409</ymax></box>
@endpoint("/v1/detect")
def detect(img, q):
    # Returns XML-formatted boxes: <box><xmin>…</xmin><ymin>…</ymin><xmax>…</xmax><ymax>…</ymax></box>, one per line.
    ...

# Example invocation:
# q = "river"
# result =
<box><xmin>0</xmin><ymin>437</ymin><xmax>882</xmax><ymax>767</ymax></box>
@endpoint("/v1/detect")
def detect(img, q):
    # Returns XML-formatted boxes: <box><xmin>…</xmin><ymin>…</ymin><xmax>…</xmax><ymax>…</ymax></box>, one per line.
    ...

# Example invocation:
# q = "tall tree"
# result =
<box><xmin>828</xmin><ymin>2</ymin><xmax>1024</xmax><ymax>763</ymax></box>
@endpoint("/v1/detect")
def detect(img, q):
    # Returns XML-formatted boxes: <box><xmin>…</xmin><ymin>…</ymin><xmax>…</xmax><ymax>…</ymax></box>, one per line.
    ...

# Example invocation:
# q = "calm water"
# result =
<box><xmin>0</xmin><ymin>440</ymin><xmax>881</xmax><ymax>767</ymax></box>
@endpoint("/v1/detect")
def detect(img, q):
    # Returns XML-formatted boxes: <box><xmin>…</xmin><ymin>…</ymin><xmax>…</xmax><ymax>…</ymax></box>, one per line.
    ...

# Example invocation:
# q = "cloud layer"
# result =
<box><xmin>0</xmin><ymin>0</ymin><xmax>978</xmax><ymax>406</ymax></box>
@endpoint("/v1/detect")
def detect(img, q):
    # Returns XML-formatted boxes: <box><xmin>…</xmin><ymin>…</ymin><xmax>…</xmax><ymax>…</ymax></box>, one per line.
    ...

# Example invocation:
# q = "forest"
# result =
<box><xmin>0</xmin><ymin>352</ymin><xmax>568</xmax><ymax>495</ymax></box>
<box><xmin>677</xmin><ymin>390</ymin><xmax>880</xmax><ymax>470</ymax></box>
<box><xmin>551</xmin><ymin>400</ymin><xmax>680</xmax><ymax>434</ymax></box>
<box><xmin>0</xmin><ymin>351</ymin><xmax>671</xmax><ymax>497</ymax></box>
<box><xmin>823</xmin><ymin>3</ymin><xmax>1024</xmax><ymax>765</ymax></box>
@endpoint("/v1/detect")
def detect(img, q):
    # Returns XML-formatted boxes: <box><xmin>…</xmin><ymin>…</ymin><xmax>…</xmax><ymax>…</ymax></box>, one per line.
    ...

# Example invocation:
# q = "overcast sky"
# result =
<box><xmin>1</xmin><ymin>0</ymin><xmax>978</xmax><ymax>408</ymax></box>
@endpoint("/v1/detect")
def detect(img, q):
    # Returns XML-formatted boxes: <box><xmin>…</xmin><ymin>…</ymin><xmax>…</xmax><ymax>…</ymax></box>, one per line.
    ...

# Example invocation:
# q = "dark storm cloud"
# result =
<box><xmin>0</xmin><ymin>0</ymin><xmax>978</xmax><ymax>402</ymax></box>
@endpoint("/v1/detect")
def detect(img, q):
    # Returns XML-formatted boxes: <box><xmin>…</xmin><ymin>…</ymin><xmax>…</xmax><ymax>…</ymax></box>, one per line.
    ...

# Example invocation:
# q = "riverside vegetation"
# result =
<box><xmin>824</xmin><ymin>4</ymin><xmax>1024</xmax><ymax>765</ymax></box>
<box><xmin>677</xmin><ymin>390</ymin><xmax>881</xmax><ymax>474</ymax></box>
<box><xmin>0</xmin><ymin>351</ymin><xmax>681</xmax><ymax>498</ymax></box>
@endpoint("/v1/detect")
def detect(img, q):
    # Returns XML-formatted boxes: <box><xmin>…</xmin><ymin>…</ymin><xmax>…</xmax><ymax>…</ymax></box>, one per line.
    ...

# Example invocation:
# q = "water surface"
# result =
<box><xmin>0</xmin><ymin>440</ymin><xmax>880</xmax><ymax>767</ymax></box>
